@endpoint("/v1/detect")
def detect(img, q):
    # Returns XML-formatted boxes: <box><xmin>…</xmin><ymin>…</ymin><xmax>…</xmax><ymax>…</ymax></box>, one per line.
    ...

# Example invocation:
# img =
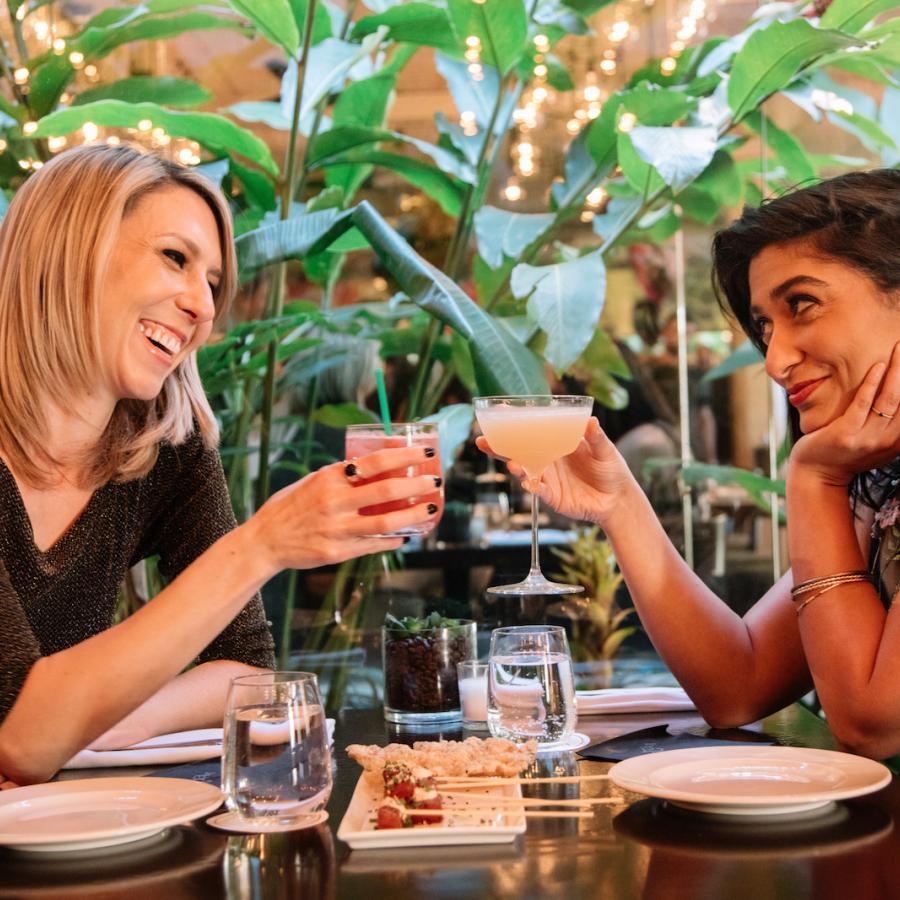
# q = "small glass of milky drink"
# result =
<box><xmin>344</xmin><ymin>422</ymin><xmax>443</xmax><ymax>537</ymax></box>
<box><xmin>457</xmin><ymin>660</ymin><xmax>490</xmax><ymax>730</ymax></box>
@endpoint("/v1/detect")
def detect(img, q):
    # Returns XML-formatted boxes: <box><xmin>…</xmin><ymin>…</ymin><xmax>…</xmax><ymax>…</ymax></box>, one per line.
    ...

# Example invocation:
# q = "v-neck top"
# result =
<box><xmin>0</xmin><ymin>432</ymin><xmax>275</xmax><ymax>721</ymax></box>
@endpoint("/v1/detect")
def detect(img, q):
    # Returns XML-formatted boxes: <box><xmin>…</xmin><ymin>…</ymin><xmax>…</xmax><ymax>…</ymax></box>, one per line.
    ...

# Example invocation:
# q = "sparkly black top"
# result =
<box><xmin>0</xmin><ymin>432</ymin><xmax>275</xmax><ymax>721</ymax></box>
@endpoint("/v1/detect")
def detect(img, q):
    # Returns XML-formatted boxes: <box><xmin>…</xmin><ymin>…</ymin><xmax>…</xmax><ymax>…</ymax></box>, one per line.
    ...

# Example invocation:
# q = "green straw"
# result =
<box><xmin>375</xmin><ymin>369</ymin><xmax>393</xmax><ymax>436</ymax></box>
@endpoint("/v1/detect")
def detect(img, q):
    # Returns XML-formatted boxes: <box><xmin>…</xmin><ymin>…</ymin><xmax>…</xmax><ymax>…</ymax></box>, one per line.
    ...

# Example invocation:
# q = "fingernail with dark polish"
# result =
<box><xmin>424</xmin><ymin>447</ymin><xmax>436</xmax><ymax>458</ymax></box>
<box><xmin>344</xmin><ymin>463</ymin><xmax>358</xmax><ymax>478</ymax></box>
<box><xmin>427</xmin><ymin>503</ymin><xmax>438</xmax><ymax>514</ymax></box>
<box><xmin>403</xmin><ymin>536</ymin><xmax>411</xmax><ymax>545</ymax></box>
<box><xmin>433</xmin><ymin>476</ymin><xmax>443</xmax><ymax>488</ymax></box>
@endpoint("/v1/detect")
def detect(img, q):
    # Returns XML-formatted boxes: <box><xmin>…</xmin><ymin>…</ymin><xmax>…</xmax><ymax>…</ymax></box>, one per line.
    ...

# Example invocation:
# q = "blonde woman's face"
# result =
<box><xmin>97</xmin><ymin>184</ymin><xmax>221</xmax><ymax>405</ymax></box>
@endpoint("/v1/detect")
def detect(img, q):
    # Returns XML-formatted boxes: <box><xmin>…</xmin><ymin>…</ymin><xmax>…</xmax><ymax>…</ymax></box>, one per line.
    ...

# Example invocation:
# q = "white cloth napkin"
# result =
<box><xmin>576</xmin><ymin>686</ymin><xmax>695</xmax><ymax>715</ymax></box>
<box><xmin>62</xmin><ymin>720</ymin><xmax>336</xmax><ymax>770</ymax></box>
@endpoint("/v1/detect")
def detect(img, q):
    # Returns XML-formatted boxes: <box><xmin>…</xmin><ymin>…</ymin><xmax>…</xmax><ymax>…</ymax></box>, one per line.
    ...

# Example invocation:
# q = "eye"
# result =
<box><xmin>752</xmin><ymin>316</ymin><xmax>772</xmax><ymax>346</ymax></box>
<box><xmin>787</xmin><ymin>293</ymin><xmax>817</xmax><ymax>315</ymax></box>
<box><xmin>163</xmin><ymin>248</ymin><xmax>187</xmax><ymax>267</ymax></box>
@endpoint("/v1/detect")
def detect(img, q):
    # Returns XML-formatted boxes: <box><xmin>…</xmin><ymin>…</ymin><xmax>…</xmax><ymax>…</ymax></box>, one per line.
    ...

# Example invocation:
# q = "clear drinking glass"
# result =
<box><xmin>222</xmin><ymin>672</ymin><xmax>332</xmax><ymax>827</ymax></box>
<box><xmin>344</xmin><ymin>422</ymin><xmax>443</xmax><ymax>537</ymax></box>
<box><xmin>457</xmin><ymin>660</ymin><xmax>489</xmax><ymax>730</ymax></box>
<box><xmin>473</xmin><ymin>395</ymin><xmax>593</xmax><ymax>594</ymax></box>
<box><xmin>487</xmin><ymin>625</ymin><xmax>576</xmax><ymax>749</ymax></box>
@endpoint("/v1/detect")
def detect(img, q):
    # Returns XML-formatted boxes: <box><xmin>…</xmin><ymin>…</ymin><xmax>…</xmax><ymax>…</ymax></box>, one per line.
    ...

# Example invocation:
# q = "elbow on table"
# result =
<box><xmin>692</xmin><ymin>695</ymin><xmax>773</xmax><ymax>731</ymax></box>
<box><xmin>0</xmin><ymin>734</ymin><xmax>60</xmax><ymax>786</ymax></box>
<box><xmin>827</xmin><ymin>715</ymin><xmax>900</xmax><ymax>761</ymax></box>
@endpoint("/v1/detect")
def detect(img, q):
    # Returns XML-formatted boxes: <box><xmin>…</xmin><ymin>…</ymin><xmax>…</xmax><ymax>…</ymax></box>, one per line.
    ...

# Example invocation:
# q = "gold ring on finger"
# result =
<box><xmin>871</xmin><ymin>406</ymin><xmax>896</xmax><ymax>419</ymax></box>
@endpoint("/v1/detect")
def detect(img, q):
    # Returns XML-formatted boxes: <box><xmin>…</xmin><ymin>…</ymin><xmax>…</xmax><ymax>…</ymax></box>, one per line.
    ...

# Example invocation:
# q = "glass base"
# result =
<box><xmin>486</xmin><ymin>573</ymin><xmax>585</xmax><ymax>596</ymax></box>
<box><xmin>384</xmin><ymin>707</ymin><xmax>462</xmax><ymax>725</ymax></box>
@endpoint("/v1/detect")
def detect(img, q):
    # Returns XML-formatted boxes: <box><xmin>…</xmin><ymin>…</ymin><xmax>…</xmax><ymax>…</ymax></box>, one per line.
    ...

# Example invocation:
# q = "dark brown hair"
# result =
<box><xmin>712</xmin><ymin>169</ymin><xmax>900</xmax><ymax>352</ymax></box>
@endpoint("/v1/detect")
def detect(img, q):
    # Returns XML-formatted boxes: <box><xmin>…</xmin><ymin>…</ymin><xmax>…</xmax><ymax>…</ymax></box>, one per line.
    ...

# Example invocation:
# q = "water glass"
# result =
<box><xmin>222</xmin><ymin>672</ymin><xmax>332</xmax><ymax>826</ymax></box>
<box><xmin>457</xmin><ymin>660</ymin><xmax>489</xmax><ymax>729</ymax></box>
<box><xmin>344</xmin><ymin>422</ymin><xmax>443</xmax><ymax>537</ymax></box>
<box><xmin>487</xmin><ymin>625</ymin><xmax>576</xmax><ymax>748</ymax></box>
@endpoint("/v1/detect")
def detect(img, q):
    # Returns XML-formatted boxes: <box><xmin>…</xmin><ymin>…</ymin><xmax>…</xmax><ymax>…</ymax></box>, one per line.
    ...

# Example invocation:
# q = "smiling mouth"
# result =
<box><xmin>139</xmin><ymin>320</ymin><xmax>183</xmax><ymax>357</ymax></box>
<box><xmin>787</xmin><ymin>378</ymin><xmax>827</xmax><ymax>407</ymax></box>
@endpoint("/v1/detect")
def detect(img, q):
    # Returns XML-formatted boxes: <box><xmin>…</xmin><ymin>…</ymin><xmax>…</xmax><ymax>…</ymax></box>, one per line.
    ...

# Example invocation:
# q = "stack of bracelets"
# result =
<box><xmin>790</xmin><ymin>570</ymin><xmax>874</xmax><ymax>615</ymax></box>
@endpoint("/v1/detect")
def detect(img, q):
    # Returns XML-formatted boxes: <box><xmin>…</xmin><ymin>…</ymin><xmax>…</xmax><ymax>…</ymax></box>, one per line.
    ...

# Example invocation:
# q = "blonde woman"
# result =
<box><xmin>0</xmin><ymin>145</ymin><xmax>438</xmax><ymax>786</ymax></box>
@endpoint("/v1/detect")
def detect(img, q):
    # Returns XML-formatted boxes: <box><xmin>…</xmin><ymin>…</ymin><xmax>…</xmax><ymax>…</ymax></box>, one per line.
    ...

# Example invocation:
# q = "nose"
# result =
<box><xmin>176</xmin><ymin>274</ymin><xmax>216</xmax><ymax>326</ymax></box>
<box><xmin>763</xmin><ymin>324</ymin><xmax>802</xmax><ymax>384</ymax></box>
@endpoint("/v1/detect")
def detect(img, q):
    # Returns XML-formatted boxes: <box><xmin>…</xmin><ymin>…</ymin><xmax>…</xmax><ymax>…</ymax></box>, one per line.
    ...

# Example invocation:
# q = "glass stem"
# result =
<box><xmin>529</xmin><ymin>485</ymin><xmax>542</xmax><ymax>578</ymax></box>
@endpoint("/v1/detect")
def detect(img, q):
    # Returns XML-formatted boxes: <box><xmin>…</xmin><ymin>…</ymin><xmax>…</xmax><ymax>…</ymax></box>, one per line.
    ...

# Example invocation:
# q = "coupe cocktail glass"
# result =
<box><xmin>474</xmin><ymin>395</ymin><xmax>593</xmax><ymax>595</ymax></box>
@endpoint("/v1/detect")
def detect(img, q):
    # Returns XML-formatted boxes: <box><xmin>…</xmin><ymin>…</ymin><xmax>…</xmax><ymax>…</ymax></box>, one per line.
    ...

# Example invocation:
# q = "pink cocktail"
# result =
<box><xmin>344</xmin><ymin>423</ymin><xmax>443</xmax><ymax>536</ymax></box>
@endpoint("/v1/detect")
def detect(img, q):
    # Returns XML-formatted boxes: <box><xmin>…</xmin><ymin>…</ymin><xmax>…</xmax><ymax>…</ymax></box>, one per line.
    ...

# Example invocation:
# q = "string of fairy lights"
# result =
<box><xmin>449</xmin><ymin>0</ymin><xmax>729</xmax><ymax>207</ymax></box>
<box><xmin>1</xmin><ymin>4</ymin><xmax>202</xmax><ymax>172</ymax></box>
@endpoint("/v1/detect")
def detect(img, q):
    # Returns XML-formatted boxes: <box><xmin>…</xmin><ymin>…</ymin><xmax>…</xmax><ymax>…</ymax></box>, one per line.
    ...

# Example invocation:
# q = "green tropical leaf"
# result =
<box><xmin>352</xmin><ymin>3</ymin><xmax>460</xmax><ymax>54</ymax></box>
<box><xmin>309</xmin><ymin>125</ymin><xmax>476</xmax><ymax>184</ymax></box>
<box><xmin>421</xmin><ymin>403</ymin><xmax>476</xmax><ymax>475</ymax></box>
<box><xmin>227</xmin><ymin>101</ymin><xmax>290</xmax><ymax>129</ymax></box>
<box><xmin>745</xmin><ymin>112</ymin><xmax>816</xmax><ymax>185</ymax></box>
<box><xmin>286</xmin><ymin>0</ymin><xmax>333</xmax><ymax>44</ymax></box>
<box><xmin>618</xmin><ymin>130</ymin><xmax>666</xmax><ymax>197</ymax></box>
<box><xmin>830</xmin><ymin>109</ymin><xmax>898</xmax><ymax>154</ymax></box>
<box><xmin>436</xmin><ymin>52</ymin><xmax>517</xmax><ymax>134</ymax></box>
<box><xmin>235</xmin><ymin>208</ymin><xmax>348</xmax><ymax>277</ymax></box>
<box><xmin>447</xmin><ymin>0</ymin><xmax>529</xmax><ymax>76</ymax></box>
<box><xmin>727</xmin><ymin>18</ymin><xmax>859</xmax><ymax>122</ymax></box>
<box><xmin>72</xmin><ymin>75</ymin><xmax>211</xmax><ymax>108</ymax></box>
<box><xmin>584</xmin><ymin>94</ymin><xmax>624</xmax><ymax>175</ymax></box>
<box><xmin>28</xmin><ymin>10</ymin><xmax>249</xmax><ymax>116</ymax></box>
<box><xmin>511</xmin><ymin>250</ymin><xmax>606</xmax><ymax>372</ymax></box>
<box><xmin>559</xmin><ymin>0</ymin><xmax>616</xmax><ymax>13</ymax></box>
<box><xmin>820</xmin><ymin>0</ymin><xmax>898</xmax><ymax>34</ymax></box>
<box><xmin>349</xmin><ymin>203</ymin><xmax>548</xmax><ymax>395</ymax></box>
<box><xmin>587</xmin><ymin>370</ymin><xmax>629</xmax><ymax>409</ymax></box>
<box><xmin>473</xmin><ymin>206</ymin><xmax>555</xmax><ymax>268</ymax></box>
<box><xmin>621</xmin><ymin>82</ymin><xmax>695</xmax><ymax>126</ymax></box>
<box><xmin>577</xmin><ymin>328</ymin><xmax>630</xmax><ymax>380</ymax></box>
<box><xmin>312</xmin><ymin>147</ymin><xmax>466</xmax><ymax>215</ymax></box>
<box><xmin>225</xmin><ymin>0</ymin><xmax>299</xmax><ymax>54</ymax></box>
<box><xmin>230</xmin><ymin>158</ymin><xmax>277</xmax><ymax>211</ymax></box>
<box><xmin>32</xmin><ymin>101</ymin><xmax>278</xmax><ymax>176</ymax></box>
<box><xmin>629</xmin><ymin>125</ymin><xmax>718</xmax><ymax>193</ymax></box>
<box><xmin>592</xmin><ymin>195</ymin><xmax>644</xmax><ymax>248</ymax></box>
<box><xmin>688</xmin><ymin>150</ymin><xmax>744</xmax><ymax>209</ymax></box>
<box><xmin>312</xmin><ymin>403</ymin><xmax>376</xmax><ymax>427</ymax></box>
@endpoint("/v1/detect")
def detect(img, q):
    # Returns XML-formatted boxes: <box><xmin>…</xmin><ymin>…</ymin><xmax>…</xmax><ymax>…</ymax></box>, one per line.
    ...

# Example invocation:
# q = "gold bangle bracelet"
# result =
<box><xmin>790</xmin><ymin>570</ymin><xmax>872</xmax><ymax>599</ymax></box>
<box><xmin>793</xmin><ymin>574</ymin><xmax>873</xmax><ymax>615</ymax></box>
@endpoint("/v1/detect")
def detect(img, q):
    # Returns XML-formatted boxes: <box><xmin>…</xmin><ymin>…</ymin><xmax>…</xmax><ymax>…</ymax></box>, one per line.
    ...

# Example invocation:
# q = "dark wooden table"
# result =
<box><xmin>2</xmin><ymin>706</ymin><xmax>898</xmax><ymax>900</ymax></box>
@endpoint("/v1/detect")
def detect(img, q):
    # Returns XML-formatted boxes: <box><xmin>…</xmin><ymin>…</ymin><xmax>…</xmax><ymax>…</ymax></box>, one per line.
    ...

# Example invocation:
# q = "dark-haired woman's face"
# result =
<box><xmin>749</xmin><ymin>241</ymin><xmax>900</xmax><ymax>434</ymax></box>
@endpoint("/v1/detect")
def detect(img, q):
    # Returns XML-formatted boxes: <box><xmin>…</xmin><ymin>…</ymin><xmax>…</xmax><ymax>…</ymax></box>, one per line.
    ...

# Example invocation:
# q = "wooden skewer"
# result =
<box><xmin>436</xmin><ymin>774</ymin><xmax>610</xmax><ymax>789</ymax></box>
<box><xmin>441</xmin><ymin>792</ymin><xmax>618</xmax><ymax>808</ymax></box>
<box><xmin>406</xmin><ymin>808</ymin><xmax>594</xmax><ymax>820</ymax></box>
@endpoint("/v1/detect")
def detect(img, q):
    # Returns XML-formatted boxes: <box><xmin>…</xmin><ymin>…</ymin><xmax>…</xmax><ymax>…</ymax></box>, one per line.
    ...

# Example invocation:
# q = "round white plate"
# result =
<box><xmin>207</xmin><ymin>810</ymin><xmax>329</xmax><ymax>833</ymax></box>
<box><xmin>609</xmin><ymin>747</ymin><xmax>892</xmax><ymax>817</ymax></box>
<box><xmin>535</xmin><ymin>732</ymin><xmax>591</xmax><ymax>754</ymax></box>
<box><xmin>0</xmin><ymin>777</ymin><xmax>224</xmax><ymax>853</ymax></box>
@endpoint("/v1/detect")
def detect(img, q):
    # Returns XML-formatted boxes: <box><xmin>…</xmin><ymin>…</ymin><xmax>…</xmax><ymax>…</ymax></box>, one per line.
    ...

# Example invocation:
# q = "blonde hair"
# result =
<box><xmin>0</xmin><ymin>143</ymin><xmax>237</xmax><ymax>488</ymax></box>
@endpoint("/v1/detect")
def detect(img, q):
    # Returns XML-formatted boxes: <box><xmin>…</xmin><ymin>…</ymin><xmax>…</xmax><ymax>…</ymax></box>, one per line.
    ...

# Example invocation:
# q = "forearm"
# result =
<box><xmin>786</xmin><ymin>468</ymin><xmax>898</xmax><ymax>752</ymax></box>
<box><xmin>0</xmin><ymin>519</ymin><xmax>276</xmax><ymax>783</ymax></box>
<box><xmin>88</xmin><ymin>660</ymin><xmax>268</xmax><ymax>750</ymax></box>
<box><xmin>600</xmin><ymin>481</ymin><xmax>781</xmax><ymax>722</ymax></box>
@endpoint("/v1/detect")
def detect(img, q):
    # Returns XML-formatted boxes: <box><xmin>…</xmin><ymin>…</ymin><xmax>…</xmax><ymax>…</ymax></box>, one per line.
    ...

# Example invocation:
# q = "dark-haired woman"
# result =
<box><xmin>480</xmin><ymin>169</ymin><xmax>900</xmax><ymax>759</ymax></box>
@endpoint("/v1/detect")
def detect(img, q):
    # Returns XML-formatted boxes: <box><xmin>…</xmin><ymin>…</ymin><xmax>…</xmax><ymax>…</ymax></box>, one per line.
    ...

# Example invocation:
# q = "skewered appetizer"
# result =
<box><xmin>375</xmin><ymin>761</ymin><xmax>443</xmax><ymax>829</ymax></box>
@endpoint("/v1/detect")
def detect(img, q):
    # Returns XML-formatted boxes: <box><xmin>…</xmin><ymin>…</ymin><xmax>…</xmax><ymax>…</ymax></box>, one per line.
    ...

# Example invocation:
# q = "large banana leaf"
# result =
<box><xmin>511</xmin><ymin>250</ymin><xmax>606</xmax><ymax>372</ymax></box>
<box><xmin>447</xmin><ymin>0</ymin><xmax>529</xmax><ymax>77</ymax></box>
<box><xmin>32</xmin><ymin>100</ymin><xmax>277</xmax><ymax>177</ymax></box>
<box><xmin>225</xmin><ymin>0</ymin><xmax>300</xmax><ymax>55</ymax></box>
<box><xmin>348</xmin><ymin>203</ymin><xmax>548</xmax><ymax>395</ymax></box>
<box><xmin>727</xmin><ymin>18</ymin><xmax>859</xmax><ymax>122</ymax></box>
<box><xmin>72</xmin><ymin>76</ymin><xmax>211</xmax><ymax>108</ymax></box>
<box><xmin>421</xmin><ymin>403</ymin><xmax>476</xmax><ymax>476</ymax></box>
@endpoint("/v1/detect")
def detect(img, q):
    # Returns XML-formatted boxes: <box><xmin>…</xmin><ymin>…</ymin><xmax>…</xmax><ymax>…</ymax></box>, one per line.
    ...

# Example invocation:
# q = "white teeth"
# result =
<box><xmin>139</xmin><ymin>321</ymin><xmax>182</xmax><ymax>355</ymax></box>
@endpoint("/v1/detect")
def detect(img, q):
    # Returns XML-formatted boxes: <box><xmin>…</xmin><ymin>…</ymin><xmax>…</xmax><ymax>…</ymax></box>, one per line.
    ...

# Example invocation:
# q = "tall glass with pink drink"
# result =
<box><xmin>344</xmin><ymin>423</ymin><xmax>443</xmax><ymax>537</ymax></box>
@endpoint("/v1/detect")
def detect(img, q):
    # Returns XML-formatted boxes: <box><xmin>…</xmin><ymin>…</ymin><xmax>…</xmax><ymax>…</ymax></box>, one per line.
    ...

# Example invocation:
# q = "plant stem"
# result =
<box><xmin>408</xmin><ymin>69</ymin><xmax>515</xmax><ymax>419</ymax></box>
<box><xmin>255</xmin><ymin>0</ymin><xmax>318</xmax><ymax>511</ymax></box>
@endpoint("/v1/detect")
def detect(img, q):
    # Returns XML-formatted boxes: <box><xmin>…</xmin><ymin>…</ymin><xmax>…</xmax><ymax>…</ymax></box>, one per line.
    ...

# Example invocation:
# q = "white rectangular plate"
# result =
<box><xmin>337</xmin><ymin>775</ymin><xmax>526</xmax><ymax>849</ymax></box>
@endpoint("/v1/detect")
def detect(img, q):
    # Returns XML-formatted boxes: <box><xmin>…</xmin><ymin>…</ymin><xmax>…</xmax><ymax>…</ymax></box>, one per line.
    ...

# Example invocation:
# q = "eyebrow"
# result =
<box><xmin>159</xmin><ymin>232</ymin><xmax>222</xmax><ymax>281</ymax></box>
<box><xmin>749</xmin><ymin>275</ymin><xmax>829</xmax><ymax>316</ymax></box>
